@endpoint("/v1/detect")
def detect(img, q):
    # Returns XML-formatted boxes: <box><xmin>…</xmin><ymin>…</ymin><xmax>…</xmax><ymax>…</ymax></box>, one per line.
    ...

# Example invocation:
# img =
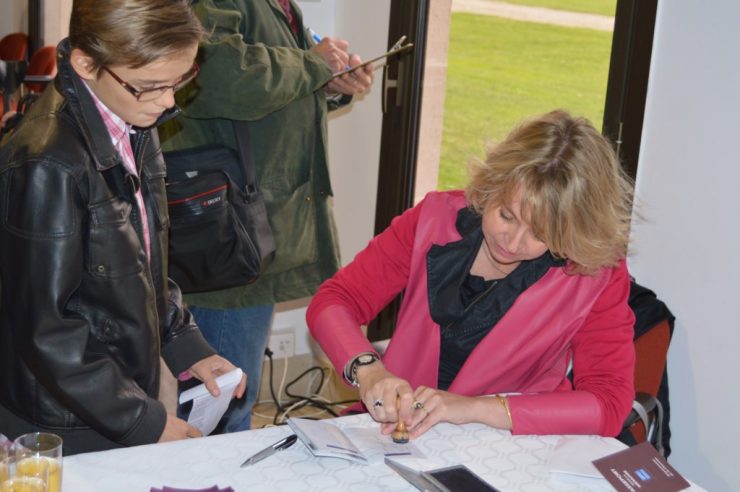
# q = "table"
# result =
<box><xmin>61</xmin><ymin>414</ymin><xmax>700</xmax><ymax>492</ymax></box>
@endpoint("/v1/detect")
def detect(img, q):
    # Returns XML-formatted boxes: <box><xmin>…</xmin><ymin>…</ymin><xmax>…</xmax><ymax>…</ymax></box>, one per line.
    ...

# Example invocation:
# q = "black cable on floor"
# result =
<box><xmin>261</xmin><ymin>351</ymin><xmax>359</xmax><ymax>426</ymax></box>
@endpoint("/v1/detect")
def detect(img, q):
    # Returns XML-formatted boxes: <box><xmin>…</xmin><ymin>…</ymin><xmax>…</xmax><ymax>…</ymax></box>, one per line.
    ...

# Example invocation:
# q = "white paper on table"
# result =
<box><xmin>344</xmin><ymin>427</ymin><xmax>426</xmax><ymax>464</ymax></box>
<box><xmin>177</xmin><ymin>368</ymin><xmax>243</xmax><ymax>436</ymax></box>
<box><xmin>547</xmin><ymin>436</ymin><xmax>627</xmax><ymax>488</ymax></box>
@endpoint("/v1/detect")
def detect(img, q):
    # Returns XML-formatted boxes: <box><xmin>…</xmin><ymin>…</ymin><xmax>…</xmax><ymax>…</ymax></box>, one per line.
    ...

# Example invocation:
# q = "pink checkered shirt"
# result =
<box><xmin>86</xmin><ymin>86</ymin><xmax>151</xmax><ymax>259</ymax></box>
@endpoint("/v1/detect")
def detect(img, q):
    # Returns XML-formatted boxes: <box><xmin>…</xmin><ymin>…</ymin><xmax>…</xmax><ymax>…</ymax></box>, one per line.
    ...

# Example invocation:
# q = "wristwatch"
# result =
<box><xmin>344</xmin><ymin>352</ymin><xmax>379</xmax><ymax>387</ymax></box>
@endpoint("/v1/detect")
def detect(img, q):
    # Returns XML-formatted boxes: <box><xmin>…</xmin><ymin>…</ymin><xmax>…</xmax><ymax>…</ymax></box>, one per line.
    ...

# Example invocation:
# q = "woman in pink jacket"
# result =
<box><xmin>307</xmin><ymin>110</ymin><xmax>635</xmax><ymax>438</ymax></box>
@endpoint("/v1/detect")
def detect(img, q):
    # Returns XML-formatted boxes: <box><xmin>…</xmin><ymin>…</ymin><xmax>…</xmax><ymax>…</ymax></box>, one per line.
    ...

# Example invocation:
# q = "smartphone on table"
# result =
<box><xmin>422</xmin><ymin>464</ymin><xmax>502</xmax><ymax>492</ymax></box>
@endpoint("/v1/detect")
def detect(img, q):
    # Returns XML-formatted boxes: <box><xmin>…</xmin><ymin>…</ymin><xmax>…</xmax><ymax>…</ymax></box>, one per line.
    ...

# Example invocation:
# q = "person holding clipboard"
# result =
<box><xmin>159</xmin><ymin>0</ymin><xmax>376</xmax><ymax>434</ymax></box>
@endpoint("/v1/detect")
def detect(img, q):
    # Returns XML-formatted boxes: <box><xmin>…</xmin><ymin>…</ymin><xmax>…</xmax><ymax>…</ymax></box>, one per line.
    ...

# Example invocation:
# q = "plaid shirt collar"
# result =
<box><xmin>85</xmin><ymin>85</ymin><xmax>134</xmax><ymax>153</ymax></box>
<box><xmin>83</xmin><ymin>81</ymin><xmax>151</xmax><ymax>258</ymax></box>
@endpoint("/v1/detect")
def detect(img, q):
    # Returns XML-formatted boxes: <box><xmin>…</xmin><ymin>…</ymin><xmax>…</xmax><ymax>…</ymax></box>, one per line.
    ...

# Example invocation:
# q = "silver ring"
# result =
<box><xmin>373</xmin><ymin>399</ymin><xmax>384</xmax><ymax>408</ymax></box>
<box><xmin>413</xmin><ymin>400</ymin><xmax>425</xmax><ymax>410</ymax></box>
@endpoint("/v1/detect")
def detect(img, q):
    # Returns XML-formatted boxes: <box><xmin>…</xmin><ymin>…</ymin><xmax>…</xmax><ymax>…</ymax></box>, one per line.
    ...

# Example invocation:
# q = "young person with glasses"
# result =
<box><xmin>0</xmin><ymin>0</ymin><xmax>245</xmax><ymax>455</ymax></box>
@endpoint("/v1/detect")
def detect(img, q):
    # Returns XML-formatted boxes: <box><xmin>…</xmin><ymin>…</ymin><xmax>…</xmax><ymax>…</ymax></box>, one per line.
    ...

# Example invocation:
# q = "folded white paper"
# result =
<box><xmin>178</xmin><ymin>368</ymin><xmax>243</xmax><ymax>436</ymax></box>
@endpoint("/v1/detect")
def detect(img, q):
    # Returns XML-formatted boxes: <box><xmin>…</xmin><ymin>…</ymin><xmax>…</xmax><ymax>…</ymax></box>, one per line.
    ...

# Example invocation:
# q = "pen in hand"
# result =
<box><xmin>240</xmin><ymin>433</ymin><xmax>298</xmax><ymax>467</ymax></box>
<box><xmin>307</xmin><ymin>27</ymin><xmax>322</xmax><ymax>44</ymax></box>
<box><xmin>307</xmin><ymin>27</ymin><xmax>352</xmax><ymax>72</ymax></box>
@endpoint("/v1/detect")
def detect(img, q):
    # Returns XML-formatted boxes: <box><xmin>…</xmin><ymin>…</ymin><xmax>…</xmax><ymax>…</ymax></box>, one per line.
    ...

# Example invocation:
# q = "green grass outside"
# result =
<box><xmin>438</xmin><ymin>13</ymin><xmax>613</xmax><ymax>190</ymax></box>
<box><xmin>498</xmin><ymin>0</ymin><xmax>617</xmax><ymax>17</ymax></box>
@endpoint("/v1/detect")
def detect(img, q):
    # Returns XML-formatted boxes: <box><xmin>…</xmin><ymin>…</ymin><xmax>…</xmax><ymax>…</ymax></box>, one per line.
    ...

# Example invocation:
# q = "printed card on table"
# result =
<box><xmin>592</xmin><ymin>442</ymin><xmax>690</xmax><ymax>492</ymax></box>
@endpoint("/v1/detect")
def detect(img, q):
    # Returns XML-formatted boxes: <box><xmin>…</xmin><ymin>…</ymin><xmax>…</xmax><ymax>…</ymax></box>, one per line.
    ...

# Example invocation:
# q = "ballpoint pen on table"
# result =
<box><xmin>240</xmin><ymin>433</ymin><xmax>298</xmax><ymax>467</ymax></box>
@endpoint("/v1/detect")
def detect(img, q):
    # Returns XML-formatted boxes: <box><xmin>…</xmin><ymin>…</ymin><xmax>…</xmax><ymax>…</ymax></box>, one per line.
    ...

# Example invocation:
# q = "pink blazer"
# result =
<box><xmin>308</xmin><ymin>191</ymin><xmax>635</xmax><ymax>436</ymax></box>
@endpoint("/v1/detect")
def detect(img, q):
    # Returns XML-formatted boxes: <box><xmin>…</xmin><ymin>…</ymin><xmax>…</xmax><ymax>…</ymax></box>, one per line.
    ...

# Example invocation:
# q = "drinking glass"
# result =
<box><xmin>1</xmin><ymin>447</ymin><xmax>45</xmax><ymax>492</ymax></box>
<box><xmin>0</xmin><ymin>448</ymin><xmax>9</xmax><ymax>484</ymax></box>
<box><xmin>13</xmin><ymin>433</ymin><xmax>62</xmax><ymax>492</ymax></box>
<box><xmin>0</xmin><ymin>476</ymin><xmax>47</xmax><ymax>492</ymax></box>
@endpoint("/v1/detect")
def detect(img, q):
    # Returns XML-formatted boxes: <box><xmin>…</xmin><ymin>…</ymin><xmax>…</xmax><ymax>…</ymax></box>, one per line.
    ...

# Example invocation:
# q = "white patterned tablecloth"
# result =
<box><xmin>61</xmin><ymin>413</ymin><xmax>694</xmax><ymax>492</ymax></box>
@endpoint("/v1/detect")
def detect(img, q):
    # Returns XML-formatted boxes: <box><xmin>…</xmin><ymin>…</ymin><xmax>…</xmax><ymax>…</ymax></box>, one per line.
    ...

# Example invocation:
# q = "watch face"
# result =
<box><xmin>357</xmin><ymin>354</ymin><xmax>376</xmax><ymax>364</ymax></box>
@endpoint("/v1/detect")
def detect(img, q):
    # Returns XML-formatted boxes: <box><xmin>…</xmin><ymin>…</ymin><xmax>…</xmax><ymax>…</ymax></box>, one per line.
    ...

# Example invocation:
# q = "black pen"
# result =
<box><xmin>240</xmin><ymin>433</ymin><xmax>298</xmax><ymax>467</ymax></box>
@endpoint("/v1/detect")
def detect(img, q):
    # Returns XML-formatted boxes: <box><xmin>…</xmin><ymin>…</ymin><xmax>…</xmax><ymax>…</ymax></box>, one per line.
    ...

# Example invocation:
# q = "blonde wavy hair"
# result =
<box><xmin>465</xmin><ymin>110</ymin><xmax>634</xmax><ymax>275</ymax></box>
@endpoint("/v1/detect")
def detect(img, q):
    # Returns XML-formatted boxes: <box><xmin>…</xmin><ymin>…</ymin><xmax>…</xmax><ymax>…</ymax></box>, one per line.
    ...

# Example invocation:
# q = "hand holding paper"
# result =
<box><xmin>186</xmin><ymin>355</ymin><xmax>246</xmax><ymax>399</ymax></box>
<box><xmin>179</xmin><ymin>368</ymin><xmax>244</xmax><ymax>436</ymax></box>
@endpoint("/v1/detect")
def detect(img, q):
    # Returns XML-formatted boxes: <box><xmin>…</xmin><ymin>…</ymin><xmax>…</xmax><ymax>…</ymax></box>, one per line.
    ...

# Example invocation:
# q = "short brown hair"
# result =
<box><xmin>69</xmin><ymin>0</ymin><xmax>205</xmax><ymax>70</ymax></box>
<box><xmin>465</xmin><ymin>110</ymin><xmax>634</xmax><ymax>275</ymax></box>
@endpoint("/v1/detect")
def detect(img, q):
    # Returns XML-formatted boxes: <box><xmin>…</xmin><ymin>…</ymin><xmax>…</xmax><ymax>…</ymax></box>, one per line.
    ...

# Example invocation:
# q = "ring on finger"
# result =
<box><xmin>413</xmin><ymin>400</ymin><xmax>425</xmax><ymax>410</ymax></box>
<box><xmin>373</xmin><ymin>399</ymin><xmax>384</xmax><ymax>408</ymax></box>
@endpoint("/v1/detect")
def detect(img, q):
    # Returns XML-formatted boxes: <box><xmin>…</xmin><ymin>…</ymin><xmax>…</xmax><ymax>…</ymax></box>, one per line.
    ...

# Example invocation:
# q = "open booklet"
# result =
<box><xmin>287</xmin><ymin>417</ymin><xmax>426</xmax><ymax>465</ymax></box>
<box><xmin>178</xmin><ymin>368</ymin><xmax>243</xmax><ymax>436</ymax></box>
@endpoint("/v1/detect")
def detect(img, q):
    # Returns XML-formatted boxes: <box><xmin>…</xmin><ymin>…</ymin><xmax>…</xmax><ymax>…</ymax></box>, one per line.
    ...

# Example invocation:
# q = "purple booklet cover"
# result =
<box><xmin>592</xmin><ymin>442</ymin><xmax>690</xmax><ymax>492</ymax></box>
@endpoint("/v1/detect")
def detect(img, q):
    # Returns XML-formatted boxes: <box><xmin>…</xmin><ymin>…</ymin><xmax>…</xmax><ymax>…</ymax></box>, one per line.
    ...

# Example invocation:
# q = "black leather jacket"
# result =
<box><xmin>0</xmin><ymin>41</ymin><xmax>214</xmax><ymax>447</ymax></box>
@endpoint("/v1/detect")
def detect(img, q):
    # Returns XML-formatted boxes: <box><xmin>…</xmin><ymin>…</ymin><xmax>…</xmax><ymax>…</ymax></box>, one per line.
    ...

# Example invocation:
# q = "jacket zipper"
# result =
<box><xmin>131</xmin><ymin>130</ymin><xmax>162</xmax><ymax>346</ymax></box>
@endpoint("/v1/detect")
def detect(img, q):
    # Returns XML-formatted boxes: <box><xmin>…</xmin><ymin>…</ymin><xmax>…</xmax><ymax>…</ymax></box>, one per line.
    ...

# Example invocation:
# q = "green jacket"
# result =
<box><xmin>160</xmin><ymin>0</ymin><xmax>344</xmax><ymax>308</ymax></box>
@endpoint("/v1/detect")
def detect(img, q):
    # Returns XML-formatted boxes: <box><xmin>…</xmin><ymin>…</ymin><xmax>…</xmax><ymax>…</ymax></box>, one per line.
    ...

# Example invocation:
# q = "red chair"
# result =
<box><xmin>0</xmin><ymin>32</ymin><xmax>29</xmax><ymax>61</ymax></box>
<box><xmin>618</xmin><ymin>280</ymin><xmax>675</xmax><ymax>456</ymax></box>
<box><xmin>23</xmin><ymin>45</ymin><xmax>57</xmax><ymax>94</ymax></box>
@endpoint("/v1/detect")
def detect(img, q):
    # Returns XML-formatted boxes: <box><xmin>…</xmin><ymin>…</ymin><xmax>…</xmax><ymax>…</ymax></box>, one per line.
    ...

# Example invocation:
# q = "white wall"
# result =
<box><xmin>0</xmin><ymin>0</ymin><xmax>70</xmax><ymax>49</ymax></box>
<box><xmin>0</xmin><ymin>0</ymin><xmax>27</xmax><ymax>36</ymax></box>
<box><xmin>275</xmin><ymin>1</ymin><xmax>388</xmax><ymax>356</ymax></box>
<box><xmin>43</xmin><ymin>0</ymin><xmax>72</xmax><ymax>47</ymax></box>
<box><xmin>628</xmin><ymin>1</ymin><xmax>740</xmax><ymax>491</ymax></box>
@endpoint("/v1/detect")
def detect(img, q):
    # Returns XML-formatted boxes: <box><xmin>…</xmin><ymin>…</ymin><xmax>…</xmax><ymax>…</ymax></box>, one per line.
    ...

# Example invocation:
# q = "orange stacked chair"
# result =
<box><xmin>23</xmin><ymin>45</ymin><xmax>57</xmax><ymax>94</ymax></box>
<box><xmin>0</xmin><ymin>32</ymin><xmax>29</xmax><ymax>61</ymax></box>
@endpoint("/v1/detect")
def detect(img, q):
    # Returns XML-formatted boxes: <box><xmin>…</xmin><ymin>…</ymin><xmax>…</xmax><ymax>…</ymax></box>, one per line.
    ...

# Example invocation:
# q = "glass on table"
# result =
<box><xmin>1</xmin><ymin>447</ymin><xmax>45</xmax><ymax>492</ymax></box>
<box><xmin>0</xmin><ymin>476</ymin><xmax>47</xmax><ymax>492</ymax></box>
<box><xmin>12</xmin><ymin>433</ymin><xmax>63</xmax><ymax>492</ymax></box>
<box><xmin>0</xmin><ymin>448</ymin><xmax>9</xmax><ymax>484</ymax></box>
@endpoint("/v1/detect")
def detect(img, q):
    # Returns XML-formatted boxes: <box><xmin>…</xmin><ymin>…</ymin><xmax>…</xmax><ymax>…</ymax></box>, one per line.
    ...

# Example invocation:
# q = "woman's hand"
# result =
<box><xmin>187</xmin><ymin>355</ymin><xmax>247</xmax><ymax>399</ymax></box>
<box><xmin>158</xmin><ymin>414</ymin><xmax>202</xmax><ymax>442</ymax></box>
<box><xmin>356</xmin><ymin>361</ymin><xmax>414</xmax><ymax>425</ymax></box>
<box><xmin>379</xmin><ymin>386</ymin><xmax>511</xmax><ymax>439</ymax></box>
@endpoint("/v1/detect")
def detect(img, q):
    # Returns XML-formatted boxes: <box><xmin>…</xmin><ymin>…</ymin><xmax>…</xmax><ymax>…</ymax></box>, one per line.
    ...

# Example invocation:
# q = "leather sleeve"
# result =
<box><xmin>160</xmin><ymin>278</ymin><xmax>217</xmax><ymax>377</ymax></box>
<box><xmin>2</xmin><ymin>162</ymin><xmax>166</xmax><ymax>445</ymax></box>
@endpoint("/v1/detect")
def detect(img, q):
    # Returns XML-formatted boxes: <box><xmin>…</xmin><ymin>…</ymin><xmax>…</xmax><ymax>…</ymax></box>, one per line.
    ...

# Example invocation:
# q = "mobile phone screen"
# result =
<box><xmin>425</xmin><ymin>465</ymin><xmax>501</xmax><ymax>492</ymax></box>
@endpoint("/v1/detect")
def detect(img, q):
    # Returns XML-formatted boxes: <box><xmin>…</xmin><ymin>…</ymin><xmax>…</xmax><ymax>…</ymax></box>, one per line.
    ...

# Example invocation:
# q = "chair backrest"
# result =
<box><xmin>618</xmin><ymin>280</ymin><xmax>675</xmax><ymax>456</ymax></box>
<box><xmin>634</xmin><ymin>319</ymin><xmax>670</xmax><ymax>396</ymax></box>
<box><xmin>24</xmin><ymin>46</ymin><xmax>57</xmax><ymax>93</ymax></box>
<box><xmin>0</xmin><ymin>33</ymin><xmax>29</xmax><ymax>61</ymax></box>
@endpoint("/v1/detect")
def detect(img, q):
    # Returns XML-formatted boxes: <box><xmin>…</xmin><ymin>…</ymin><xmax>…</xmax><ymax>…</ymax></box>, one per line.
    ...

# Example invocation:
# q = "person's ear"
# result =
<box><xmin>69</xmin><ymin>48</ymin><xmax>99</xmax><ymax>81</ymax></box>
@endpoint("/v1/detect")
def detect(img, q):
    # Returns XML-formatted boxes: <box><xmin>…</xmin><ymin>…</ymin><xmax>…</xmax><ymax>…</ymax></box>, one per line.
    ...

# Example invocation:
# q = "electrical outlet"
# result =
<box><xmin>269</xmin><ymin>329</ymin><xmax>295</xmax><ymax>358</ymax></box>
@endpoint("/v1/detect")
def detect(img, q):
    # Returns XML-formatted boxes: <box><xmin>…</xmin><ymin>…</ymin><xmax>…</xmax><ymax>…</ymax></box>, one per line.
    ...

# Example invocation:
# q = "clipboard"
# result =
<box><xmin>331</xmin><ymin>36</ymin><xmax>414</xmax><ymax>79</ymax></box>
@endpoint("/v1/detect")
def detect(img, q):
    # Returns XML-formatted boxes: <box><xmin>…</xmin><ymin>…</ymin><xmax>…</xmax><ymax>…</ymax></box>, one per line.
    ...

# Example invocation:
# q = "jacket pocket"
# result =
<box><xmin>87</xmin><ymin>197</ymin><xmax>145</xmax><ymax>278</ymax></box>
<box><xmin>263</xmin><ymin>179</ymin><xmax>319</xmax><ymax>273</ymax></box>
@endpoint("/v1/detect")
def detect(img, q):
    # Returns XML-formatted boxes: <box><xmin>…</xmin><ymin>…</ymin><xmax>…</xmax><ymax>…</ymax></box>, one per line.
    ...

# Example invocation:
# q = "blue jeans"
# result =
<box><xmin>179</xmin><ymin>304</ymin><xmax>274</xmax><ymax>433</ymax></box>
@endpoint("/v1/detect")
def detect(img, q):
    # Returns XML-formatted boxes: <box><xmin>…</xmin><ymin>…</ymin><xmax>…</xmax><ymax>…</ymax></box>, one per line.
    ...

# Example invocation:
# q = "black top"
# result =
<box><xmin>426</xmin><ymin>206</ymin><xmax>565</xmax><ymax>390</ymax></box>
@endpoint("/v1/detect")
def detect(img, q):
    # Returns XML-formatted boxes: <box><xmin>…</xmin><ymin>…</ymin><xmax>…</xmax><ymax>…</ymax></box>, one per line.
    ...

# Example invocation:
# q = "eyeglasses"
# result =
<box><xmin>101</xmin><ymin>63</ymin><xmax>200</xmax><ymax>102</ymax></box>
